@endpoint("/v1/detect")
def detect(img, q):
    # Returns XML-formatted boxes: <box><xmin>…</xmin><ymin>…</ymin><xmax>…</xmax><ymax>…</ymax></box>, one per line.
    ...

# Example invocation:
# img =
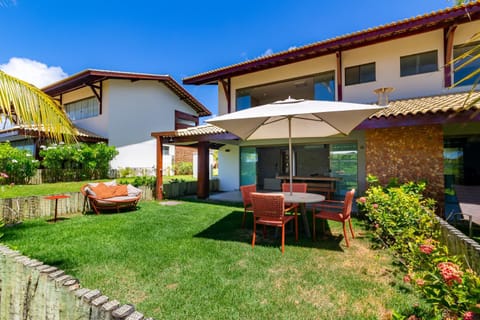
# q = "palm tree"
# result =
<box><xmin>0</xmin><ymin>70</ymin><xmax>77</xmax><ymax>143</ymax></box>
<box><xmin>452</xmin><ymin>0</ymin><xmax>480</xmax><ymax>109</ymax></box>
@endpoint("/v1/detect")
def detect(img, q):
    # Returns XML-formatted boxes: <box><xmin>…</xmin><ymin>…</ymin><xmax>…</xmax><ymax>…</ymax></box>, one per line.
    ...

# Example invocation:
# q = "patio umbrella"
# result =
<box><xmin>206</xmin><ymin>97</ymin><xmax>385</xmax><ymax>194</ymax></box>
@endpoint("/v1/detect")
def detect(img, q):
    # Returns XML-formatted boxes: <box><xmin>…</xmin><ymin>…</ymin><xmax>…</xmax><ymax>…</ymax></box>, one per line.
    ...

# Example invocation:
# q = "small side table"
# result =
<box><xmin>44</xmin><ymin>195</ymin><xmax>70</xmax><ymax>222</ymax></box>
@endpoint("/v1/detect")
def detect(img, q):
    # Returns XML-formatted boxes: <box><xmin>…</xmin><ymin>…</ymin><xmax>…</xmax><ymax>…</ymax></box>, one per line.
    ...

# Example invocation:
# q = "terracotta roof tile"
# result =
<box><xmin>184</xmin><ymin>2</ymin><xmax>480</xmax><ymax>85</ymax></box>
<box><xmin>372</xmin><ymin>91</ymin><xmax>480</xmax><ymax>118</ymax></box>
<box><xmin>154</xmin><ymin>91</ymin><xmax>480</xmax><ymax>139</ymax></box>
<box><xmin>169</xmin><ymin>124</ymin><xmax>227</xmax><ymax>137</ymax></box>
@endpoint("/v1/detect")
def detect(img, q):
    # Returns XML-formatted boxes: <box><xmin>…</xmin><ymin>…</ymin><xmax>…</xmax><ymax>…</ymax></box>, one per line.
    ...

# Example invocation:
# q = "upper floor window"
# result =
<box><xmin>453</xmin><ymin>42</ymin><xmax>480</xmax><ymax>86</ymax></box>
<box><xmin>235</xmin><ymin>71</ymin><xmax>335</xmax><ymax>111</ymax></box>
<box><xmin>64</xmin><ymin>97</ymin><xmax>99</xmax><ymax>120</ymax></box>
<box><xmin>345</xmin><ymin>63</ymin><xmax>376</xmax><ymax>86</ymax></box>
<box><xmin>400</xmin><ymin>50</ymin><xmax>438</xmax><ymax>77</ymax></box>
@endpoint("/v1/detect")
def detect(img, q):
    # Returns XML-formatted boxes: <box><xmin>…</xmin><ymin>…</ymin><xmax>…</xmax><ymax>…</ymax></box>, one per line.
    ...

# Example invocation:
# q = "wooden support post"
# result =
<box><xmin>155</xmin><ymin>136</ymin><xmax>164</xmax><ymax>200</ymax></box>
<box><xmin>220</xmin><ymin>78</ymin><xmax>231</xmax><ymax>113</ymax></box>
<box><xmin>336</xmin><ymin>51</ymin><xmax>343</xmax><ymax>101</ymax></box>
<box><xmin>197</xmin><ymin>141</ymin><xmax>210</xmax><ymax>199</ymax></box>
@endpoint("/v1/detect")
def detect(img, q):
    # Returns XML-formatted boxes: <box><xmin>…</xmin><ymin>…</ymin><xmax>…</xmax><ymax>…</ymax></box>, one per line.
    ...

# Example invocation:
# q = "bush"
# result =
<box><xmin>358</xmin><ymin>176</ymin><xmax>480</xmax><ymax>319</ymax></box>
<box><xmin>0</xmin><ymin>142</ymin><xmax>39</xmax><ymax>184</ymax></box>
<box><xmin>119</xmin><ymin>176</ymin><xmax>156</xmax><ymax>190</ymax></box>
<box><xmin>174</xmin><ymin>162</ymin><xmax>193</xmax><ymax>175</ymax></box>
<box><xmin>40</xmin><ymin>142</ymin><xmax>118</xmax><ymax>182</ymax></box>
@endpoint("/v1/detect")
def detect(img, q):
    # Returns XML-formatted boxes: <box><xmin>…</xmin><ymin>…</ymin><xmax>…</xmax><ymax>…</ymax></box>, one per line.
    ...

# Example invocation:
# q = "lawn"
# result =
<box><xmin>1</xmin><ymin>200</ymin><xmax>431</xmax><ymax>319</ymax></box>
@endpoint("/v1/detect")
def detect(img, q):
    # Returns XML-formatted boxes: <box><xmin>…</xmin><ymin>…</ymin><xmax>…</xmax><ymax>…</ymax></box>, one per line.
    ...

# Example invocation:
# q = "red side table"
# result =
<box><xmin>44</xmin><ymin>195</ymin><xmax>70</xmax><ymax>222</ymax></box>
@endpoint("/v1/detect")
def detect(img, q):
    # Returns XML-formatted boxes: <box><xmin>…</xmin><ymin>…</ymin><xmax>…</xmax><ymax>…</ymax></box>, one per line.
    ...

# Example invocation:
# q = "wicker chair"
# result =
<box><xmin>312</xmin><ymin>189</ymin><xmax>355</xmax><ymax>247</ymax></box>
<box><xmin>240</xmin><ymin>184</ymin><xmax>256</xmax><ymax>228</ymax></box>
<box><xmin>250</xmin><ymin>192</ymin><xmax>298</xmax><ymax>254</ymax></box>
<box><xmin>281</xmin><ymin>182</ymin><xmax>307</xmax><ymax>209</ymax></box>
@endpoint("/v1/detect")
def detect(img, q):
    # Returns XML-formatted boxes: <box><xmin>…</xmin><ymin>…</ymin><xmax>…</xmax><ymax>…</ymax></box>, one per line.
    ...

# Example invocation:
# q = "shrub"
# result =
<box><xmin>0</xmin><ymin>142</ymin><xmax>39</xmax><ymax>184</ymax></box>
<box><xmin>174</xmin><ymin>161</ymin><xmax>193</xmax><ymax>175</ymax></box>
<box><xmin>40</xmin><ymin>142</ymin><xmax>118</xmax><ymax>181</ymax></box>
<box><xmin>119</xmin><ymin>167</ymin><xmax>135</xmax><ymax>178</ymax></box>
<box><xmin>359</xmin><ymin>176</ymin><xmax>480</xmax><ymax>319</ymax></box>
<box><xmin>120</xmin><ymin>176</ymin><xmax>156</xmax><ymax>190</ymax></box>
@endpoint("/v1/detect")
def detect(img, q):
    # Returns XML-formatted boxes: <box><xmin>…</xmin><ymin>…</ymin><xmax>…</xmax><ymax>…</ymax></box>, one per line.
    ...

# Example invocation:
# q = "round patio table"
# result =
<box><xmin>44</xmin><ymin>195</ymin><xmax>70</xmax><ymax>223</ymax></box>
<box><xmin>280</xmin><ymin>192</ymin><xmax>325</xmax><ymax>238</ymax></box>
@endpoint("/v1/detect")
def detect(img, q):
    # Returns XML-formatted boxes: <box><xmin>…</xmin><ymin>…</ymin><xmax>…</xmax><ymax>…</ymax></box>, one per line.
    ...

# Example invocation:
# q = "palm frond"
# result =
<box><xmin>0</xmin><ymin>71</ymin><xmax>77</xmax><ymax>143</ymax></box>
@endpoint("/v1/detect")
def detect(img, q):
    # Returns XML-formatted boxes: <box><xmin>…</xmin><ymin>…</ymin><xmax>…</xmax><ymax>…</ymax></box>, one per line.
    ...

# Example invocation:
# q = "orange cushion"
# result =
<box><xmin>90</xmin><ymin>183</ymin><xmax>128</xmax><ymax>199</ymax></box>
<box><xmin>112</xmin><ymin>184</ymin><xmax>128</xmax><ymax>197</ymax></box>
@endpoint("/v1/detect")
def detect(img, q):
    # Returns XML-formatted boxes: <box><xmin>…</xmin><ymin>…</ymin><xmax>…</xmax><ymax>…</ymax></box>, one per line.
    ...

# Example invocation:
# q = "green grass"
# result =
<box><xmin>1</xmin><ymin>200</ymin><xmax>432</xmax><ymax>319</ymax></box>
<box><xmin>0</xmin><ymin>175</ymin><xmax>196</xmax><ymax>199</ymax></box>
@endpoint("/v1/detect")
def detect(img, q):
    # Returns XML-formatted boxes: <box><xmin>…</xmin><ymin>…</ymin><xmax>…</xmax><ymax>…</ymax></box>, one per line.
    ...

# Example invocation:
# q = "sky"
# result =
<box><xmin>0</xmin><ymin>0</ymin><xmax>458</xmax><ymax>119</ymax></box>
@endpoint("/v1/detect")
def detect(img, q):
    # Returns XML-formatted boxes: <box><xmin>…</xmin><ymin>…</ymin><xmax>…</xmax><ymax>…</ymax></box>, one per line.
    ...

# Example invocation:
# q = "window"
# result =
<box><xmin>236</xmin><ymin>93</ymin><xmax>251</xmax><ymax>111</ymax></box>
<box><xmin>345</xmin><ymin>63</ymin><xmax>376</xmax><ymax>85</ymax></box>
<box><xmin>453</xmin><ymin>42</ymin><xmax>480</xmax><ymax>86</ymax></box>
<box><xmin>314</xmin><ymin>71</ymin><xmax>335</xmax><ymax>101</ymax></box>
<box><xmin>235</xmin><ymin>71</ymin><xmax>335</xmax><ymax>111</ymax></box>
<box><xmin>64</xmin><ymin>97</ymin><xmax>99</xmax><ymax>120</ymax></box>
<box><xmin>162</xmin><ymin>146</ymin><xmax>170</xmax><ymax>156</ymax></box>
<box><xmin>400</xmin><ymin>50</ymin><xmax>438</xmax><ymax>77</ymax></box>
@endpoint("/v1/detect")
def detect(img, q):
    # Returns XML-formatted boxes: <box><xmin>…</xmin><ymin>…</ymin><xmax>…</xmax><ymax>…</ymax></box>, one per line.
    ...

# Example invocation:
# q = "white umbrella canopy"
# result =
<box><xmin>207</xmin><ymin>97</ymin><xmax>385</xmax><ymax>193</ymax></box>
<box><xmin>207</xmin><ymin>98</ymin><xmax>384</xmax><ymax>140</ymax></box>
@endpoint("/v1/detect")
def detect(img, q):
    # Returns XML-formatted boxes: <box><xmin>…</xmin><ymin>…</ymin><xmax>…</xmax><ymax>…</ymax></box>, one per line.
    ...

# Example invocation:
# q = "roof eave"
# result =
<box><xmin>183</xmin><ymin>2</ymin><xmax>480</xmax><ymax>85</ymax></box>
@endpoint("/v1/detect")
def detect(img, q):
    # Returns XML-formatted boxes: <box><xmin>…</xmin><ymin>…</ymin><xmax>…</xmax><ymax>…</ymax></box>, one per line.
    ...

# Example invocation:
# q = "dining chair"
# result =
<box><xmin>240</xmin><ymin>184</ymin><xmax>256</xmax><ymax>228</ymax></box>
<box><xmin>281</xmin><ymin>182</ymin><xmax>307</xmax><ymax>210</ymax></box>
<box><xmin>250</xmin><ymin>192</ymin><xmax>298</xmax><ymax>254</ymax></box>
<box><xmin>312</xmin><ymin>189</ymin><xmax>355</xmax><ymax>247</ymax></box>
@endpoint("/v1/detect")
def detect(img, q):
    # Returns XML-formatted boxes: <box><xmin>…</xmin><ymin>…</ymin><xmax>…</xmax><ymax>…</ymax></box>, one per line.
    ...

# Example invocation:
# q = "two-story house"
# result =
<box><xmin>40</xmin><ymin>69</ymin><xmax>211</xmax><ymax>174</ymax></box>
<box><xmin>152</xmin><ymin>3</ymin><xmax>480</xmax><ymax>210</ymax></box>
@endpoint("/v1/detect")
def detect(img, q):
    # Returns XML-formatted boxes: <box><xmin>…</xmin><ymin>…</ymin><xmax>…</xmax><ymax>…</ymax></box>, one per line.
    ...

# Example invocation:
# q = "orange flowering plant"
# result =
<box><xmin>359</xmin><ymin>175</ymin><xmax>480</xmax><ymax>319</ymax></box>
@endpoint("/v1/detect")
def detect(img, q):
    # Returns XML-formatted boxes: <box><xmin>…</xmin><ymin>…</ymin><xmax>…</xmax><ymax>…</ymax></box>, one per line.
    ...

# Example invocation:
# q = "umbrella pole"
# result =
<box><xmin>288</xmin><ymin>116</ymin><xmax>293</xmax><ymax>195</ymax></box>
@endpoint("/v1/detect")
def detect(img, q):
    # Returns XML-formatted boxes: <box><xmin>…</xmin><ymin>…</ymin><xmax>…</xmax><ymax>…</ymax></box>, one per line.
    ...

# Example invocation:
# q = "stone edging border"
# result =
<box><xmin>0</xmin><ymin>244</ymin><xmax>154</xmax><ymax>320</ymax></box>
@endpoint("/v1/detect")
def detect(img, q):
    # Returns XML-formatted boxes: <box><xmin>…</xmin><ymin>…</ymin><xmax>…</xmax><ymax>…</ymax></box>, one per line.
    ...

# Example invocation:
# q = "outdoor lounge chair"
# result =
<box><xmin>81</xmin><ymin>181</ymin><xmax>142</xmax><ymax>215</ymax></box>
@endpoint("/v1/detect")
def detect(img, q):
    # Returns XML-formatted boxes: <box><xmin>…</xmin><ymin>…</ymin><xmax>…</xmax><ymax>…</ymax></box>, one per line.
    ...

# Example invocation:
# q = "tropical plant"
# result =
<box><xmin>0</xmin><ymin>142</ymin><xmax>39</xmax><ymax>184</ymax></box>
<box><xmin>40</xmin><ymin>142</ymin><xmax>118</xmax><ymax>181</ymax></box>
<box><xmin>0</xmin><ymin>71</ymin><xmax>76</xmax><ymax>142</ymax></box>
<box><xmin>174</xmin><ymin>161</ymin><xmax>193</xmax><ymax>175</ymax></box>
<box><xmin>450</xmin><ymin>0</ymin><xmax>480</xmax><ymax>110</ymax></box>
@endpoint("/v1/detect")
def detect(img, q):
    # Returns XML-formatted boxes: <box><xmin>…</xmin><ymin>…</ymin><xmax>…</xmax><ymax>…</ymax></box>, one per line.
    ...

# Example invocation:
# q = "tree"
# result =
<box><xmin>0</xmin><ymin>70</ymin><xmax>77</xmax><ymax>143</ymax></box>
<box><xmin>451</xmin><ymin>0</ymin><xmax>480</xmax><ymax>109</ymax></box>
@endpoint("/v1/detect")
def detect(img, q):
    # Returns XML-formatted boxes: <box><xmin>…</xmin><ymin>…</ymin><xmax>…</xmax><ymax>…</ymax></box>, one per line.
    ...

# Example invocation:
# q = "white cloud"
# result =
<box><xmin>0</xmin><ymin>57</ymin><xmax>68</xmax><ymax>88</ymax></box>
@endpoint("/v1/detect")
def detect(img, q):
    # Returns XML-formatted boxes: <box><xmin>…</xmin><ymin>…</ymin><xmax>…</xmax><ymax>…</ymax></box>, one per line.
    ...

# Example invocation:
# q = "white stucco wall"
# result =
<box><xmin>61</xmin><ymin>86</ymin><xmax>109</xmax><ymax>138</ymax></box>
<box><xmin>61</xmin><ymin>79</ymin><xmax>200</xmax><ymax>170</ymax></box>
<box><xmin>106</xmin><ymin>79</ymin><xmax>200</xmax><ymax>169</ymax></box>
<box><xmin>217</xmin><ymin>144</ymin><xmax>240</xmax><ymax>191</ymax></box>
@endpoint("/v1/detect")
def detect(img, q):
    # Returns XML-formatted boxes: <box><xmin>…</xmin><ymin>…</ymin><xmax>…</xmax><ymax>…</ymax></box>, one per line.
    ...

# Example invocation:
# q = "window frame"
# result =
<box><xmin>400</xmin><ymin>50</ymin><xmax>438</xmax><ymax>77</ymax></box>
<box><xmin>453</xmin><ymin>41</ymin><xmax>480</xmax><ymax>87</ymax></box>
<box><xmin>64</xmin><ymin>96</ymin><xmax>100</xmax><ymax>121</ymax></box>
<box><xmin>344</xmin><ymin>62</ymin><xmax>376</xmax><ymax>86</ymax></box>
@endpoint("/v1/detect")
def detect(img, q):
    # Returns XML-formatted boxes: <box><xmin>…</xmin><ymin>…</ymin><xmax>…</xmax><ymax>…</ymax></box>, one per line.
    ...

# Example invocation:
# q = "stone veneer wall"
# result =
<box><xmin>0</xmin><ymin>245</ymin><xmax>153</xmax><ymax>320</ymax></box>
<box><xmin>365</xmin><ymin>125</ymin><xmax>444</xmax><ymax>207</ymax></box>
